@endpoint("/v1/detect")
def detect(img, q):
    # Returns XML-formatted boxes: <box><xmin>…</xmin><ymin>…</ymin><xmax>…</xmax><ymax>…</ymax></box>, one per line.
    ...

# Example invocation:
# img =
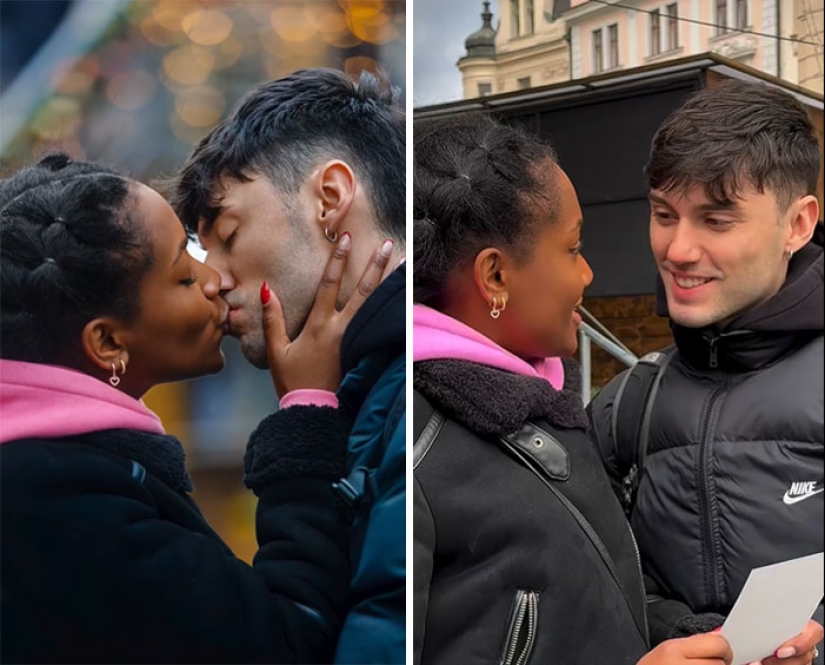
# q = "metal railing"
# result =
<box><xmin>577</xmin><ymin>307</ymin><xmax>638</xmax><ymax>405</ymax></box>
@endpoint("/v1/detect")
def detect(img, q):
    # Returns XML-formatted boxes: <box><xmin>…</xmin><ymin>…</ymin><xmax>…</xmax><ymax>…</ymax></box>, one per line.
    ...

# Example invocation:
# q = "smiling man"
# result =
<box><xmin>588</xmin><ymin>80</ymin><xmax>824</xmax><ymax>663</ymax></box>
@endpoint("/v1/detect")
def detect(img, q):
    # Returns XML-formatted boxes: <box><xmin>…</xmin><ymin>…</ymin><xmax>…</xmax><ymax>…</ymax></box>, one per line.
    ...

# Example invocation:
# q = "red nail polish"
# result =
<box><xmin>260</xmin><ymin>281</ymin><xmax>271</xmax><ymax>305</ymax></box>
<box><xmin>712</xmin><ymin>627</ymin><xmax>723</xmax><ymax>633</ymax></box>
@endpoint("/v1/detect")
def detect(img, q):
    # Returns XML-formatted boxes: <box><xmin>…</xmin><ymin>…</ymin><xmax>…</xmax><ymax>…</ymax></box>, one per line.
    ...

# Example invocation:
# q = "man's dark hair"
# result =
<box><xmin>1</xmin><ymin>154</ymin><xmax>152</xmax><ymax>364</ymax></box>
<box><xmin>413</xmin><ymin>113</ymin><xmax>560</xmax><ymax>308</ymax></box>
<box><xmin>172</xmin><ymin>68</ymin><xmax>406</xmax><ymax>241</ymax></box>
<box><xmin>646</xmin><ymin>79</ymin><xmax>821</xmax><ymax>212</ymax></box>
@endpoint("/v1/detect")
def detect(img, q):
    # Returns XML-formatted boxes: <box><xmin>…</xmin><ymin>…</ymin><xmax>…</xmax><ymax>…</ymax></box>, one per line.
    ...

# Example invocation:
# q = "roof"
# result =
<box><xmin>416</xmin><ymin>51</ymin><xmax>825</xmax><ymax>118</ymax></box>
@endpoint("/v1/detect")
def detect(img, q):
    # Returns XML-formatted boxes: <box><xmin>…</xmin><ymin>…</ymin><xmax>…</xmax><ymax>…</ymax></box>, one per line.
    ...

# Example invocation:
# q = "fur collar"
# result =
<box><xmin>81</xmin><ymin>429</ymin><xmax>193</xmax><ymax>493</ymax></box>
<box><xmin>413</xmin><ymin>357</ymin><xmax>587</xmax><ymax>437</ymax></box>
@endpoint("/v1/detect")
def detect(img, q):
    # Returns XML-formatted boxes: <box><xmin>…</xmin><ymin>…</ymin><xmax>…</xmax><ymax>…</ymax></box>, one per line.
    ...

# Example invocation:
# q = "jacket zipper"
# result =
<box><xmin>698</xmin><ymin>384</ymin><xmax>726</xmax><ymax>609</ymax></box>
<box><xmin>626</xmin><ymin>521</ymin><xmax>650</xmax><ymax>645</ymax></box>
<box><xmin>503</xmin><ymin>441</ymin><xmax>648</xmax><ymax>645</ymax></box>
<box><xmin>502</xmin><ymin>590</ymin><xmax>538</xmax><ymax>665</ymax></box>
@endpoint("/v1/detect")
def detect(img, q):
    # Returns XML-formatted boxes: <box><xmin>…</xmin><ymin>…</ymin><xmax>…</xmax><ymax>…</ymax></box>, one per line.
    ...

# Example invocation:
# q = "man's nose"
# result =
<box><xmin>666</xmin><ymin>221</ymin><xmax>702</xmax><ymax>265</ymax></box>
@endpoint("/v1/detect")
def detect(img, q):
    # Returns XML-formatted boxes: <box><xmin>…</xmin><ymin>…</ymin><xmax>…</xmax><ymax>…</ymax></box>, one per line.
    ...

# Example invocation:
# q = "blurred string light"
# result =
<box><xmin>2</xmin><ymin>0</ymin><xmax>405</xmax><ymax>171</ymax></box>
<box><xmin>182</xmin><ymin>9</ymin><xmax>233</xmax><ymax>45</ymax></box>
<box><xmin>107</xmin><ymin>69</ymin><xmax>157</xmax><ymax>110</ymax></box>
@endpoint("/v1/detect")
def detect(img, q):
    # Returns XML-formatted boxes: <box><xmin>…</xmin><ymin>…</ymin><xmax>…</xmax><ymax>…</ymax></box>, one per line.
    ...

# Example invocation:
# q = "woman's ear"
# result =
<box><xmin>81</xmin><ymin>318</ymin><xmax>130</xmax><ymax>373</ymax></box>
<box><xmin>473</xmin><ymin>247</ymin><xmax>509</xmax><ymax>305</ymax></box>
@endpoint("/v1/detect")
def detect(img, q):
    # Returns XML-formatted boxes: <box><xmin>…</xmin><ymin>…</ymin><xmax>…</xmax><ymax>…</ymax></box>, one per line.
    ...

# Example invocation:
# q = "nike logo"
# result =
<box><xmin>783</xmin><ymin>481</ymin><xmax>824</xmax><ymax>505</ymax></box>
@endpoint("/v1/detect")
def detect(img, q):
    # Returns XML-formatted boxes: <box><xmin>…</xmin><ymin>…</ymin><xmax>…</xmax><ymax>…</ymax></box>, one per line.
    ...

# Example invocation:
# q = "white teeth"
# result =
<box><xmin>674</xmin><ymin>276</ymin><xmax>711</xmax><ymax>288</ymax></box>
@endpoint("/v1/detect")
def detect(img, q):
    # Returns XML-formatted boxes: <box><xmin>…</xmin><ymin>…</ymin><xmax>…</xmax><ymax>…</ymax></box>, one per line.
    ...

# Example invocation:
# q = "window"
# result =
<box><xmin>517</xmin><ymin>76</ymin><xmax>531</xmax><ymax>89</ymax></box>
<box><xmin>666</xmin><ymin>3</ymin><xmax>678</xmax><ymax>50</ymax></box>
<box><xmin>715</xmin><ymin>0</ymin><xmax>728</xmax><ymax>35</ymax></box>
<box><xmin>524</xmin><ymin>0</ymin><xmax>534</xmax><ymax>35</ymax></box>
<box><xmin>477</xmin><ymin>82</ymin><xmax>492</xmax><ymax>97</ymax></box>
<box><xmin>592</xmin><ymin>28</ymin><xmax>603</xmax><ymax>73</ymax></box>
<box><xmin>735</xmin><ymin>0</ymin><xmax>747</xmax><ymax>29</ymax></box>
<box><xmin>511</xmin><ymin>0</ymin><xmax>520</xmax><ymax>38</ymax></box>
<box><xmin>608</xmin><ymin>23</ymin><xmax>619</xmax><ymax>68</ymax></box>
<box><xmin>650</xmin><ymin>9</ymin><xmax>661</xmax><ymax>56</ymax></box>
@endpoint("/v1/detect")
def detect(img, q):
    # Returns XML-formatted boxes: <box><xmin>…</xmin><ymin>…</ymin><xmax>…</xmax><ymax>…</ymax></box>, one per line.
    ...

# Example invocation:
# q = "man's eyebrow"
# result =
<box><xmin>647</xmin><ymin>193</ymin><xmax>740</xmax><ymax>212</ymax></box>
<box><xmin>172</xmin><ymin>237</ymin><xmax>188</xmax><ymax>265</ymax></box>
<box><xmin>648</xmin><ymin>193</ymin><xmax>674</xmax><ymax>206</ymax></box>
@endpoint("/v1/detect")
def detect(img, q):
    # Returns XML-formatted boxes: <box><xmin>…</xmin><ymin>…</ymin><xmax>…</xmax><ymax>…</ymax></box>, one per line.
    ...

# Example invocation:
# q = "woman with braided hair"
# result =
<box><xmin>411</xmin><ymin>114</ymin><xmax>741</xmax><ymax>665</ymax></box>
<box><xmin>0</xmin><ymin>153</ymin><xmax>390</xmax><ymax>663</ymax></box>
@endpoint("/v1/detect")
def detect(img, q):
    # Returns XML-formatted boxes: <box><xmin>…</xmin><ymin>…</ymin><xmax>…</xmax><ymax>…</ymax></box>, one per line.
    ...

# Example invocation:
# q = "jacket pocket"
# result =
<box><xmin>500</xmin><ymin>589</ymin><xmax>538</xmax><ymax>665</ymax></box>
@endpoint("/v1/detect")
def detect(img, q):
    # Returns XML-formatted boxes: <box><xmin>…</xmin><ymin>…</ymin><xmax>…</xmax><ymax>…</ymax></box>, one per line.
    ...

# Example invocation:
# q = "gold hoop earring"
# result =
<box><xmin>109</xmin><ymin>359</ymin><xmax>126</xmax><ymax>388</ymax></box>
<box><xmin>490</xmin><ymin>297</ymin><xmax>501</xmax><ymax>319</ymax></box>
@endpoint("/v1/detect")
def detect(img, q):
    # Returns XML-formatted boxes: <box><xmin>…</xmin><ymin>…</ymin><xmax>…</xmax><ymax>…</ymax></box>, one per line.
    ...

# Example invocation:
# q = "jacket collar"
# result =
<box><xmin>81</xmin><ymin>428</ymin><xmax>194</xmax><ymax>493</ymax></box>
<box><xmin>414</xmin><ymin>357</ymin><xmax>587</xmax><ymax>438</ymax></box>
<box><xmin>341</xmin><ymin>264</ymin><xmax>405</xmax><ymax>374</ymax></box>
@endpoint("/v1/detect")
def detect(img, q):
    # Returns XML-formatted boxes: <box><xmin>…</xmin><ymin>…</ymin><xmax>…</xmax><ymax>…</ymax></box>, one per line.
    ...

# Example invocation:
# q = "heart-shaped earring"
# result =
<box><xmin>109</xmin><ymin>363</ymin><xmax>120</xmax><ymax>387</ymax></box>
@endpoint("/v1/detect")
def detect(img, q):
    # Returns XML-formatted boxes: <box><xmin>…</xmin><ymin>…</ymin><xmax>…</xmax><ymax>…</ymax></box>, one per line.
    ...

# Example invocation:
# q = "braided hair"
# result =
<box><xmin>1</xmin><ymin>154</ymin><xmax>153</xmax><ymax>364</ymax></box>
<box><xmin>413</xmin><ymin>114</ymin><xmax>560</xmax><ymax>308</ymax></box>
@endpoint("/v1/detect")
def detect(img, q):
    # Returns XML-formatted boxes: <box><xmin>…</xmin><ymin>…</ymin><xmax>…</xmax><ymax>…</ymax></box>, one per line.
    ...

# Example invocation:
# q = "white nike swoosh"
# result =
<box><xmin>783</xmin><ymin>488</ymin><xmax>824</xmax><ymax>505</ymax></box>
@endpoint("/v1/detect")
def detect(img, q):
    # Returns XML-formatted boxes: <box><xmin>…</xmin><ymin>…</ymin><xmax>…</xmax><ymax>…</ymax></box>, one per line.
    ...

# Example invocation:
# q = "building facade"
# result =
<box><xmin>458</xmin><ymin>0</ymin><xmax>570</xmax><ymax>98</ymax></box>
<box><xmin>458</xmin><ymin>0</ymin><xmax>824</xmax><ymax>97</ymax></box>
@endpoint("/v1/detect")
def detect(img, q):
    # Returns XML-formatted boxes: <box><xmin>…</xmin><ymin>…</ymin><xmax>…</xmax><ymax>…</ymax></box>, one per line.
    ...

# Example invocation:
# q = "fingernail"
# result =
<box><xmin>379</xmin><ymin>239</ymin><xmax>394</xmax><ymax>258</ymax></box>
<box><xmin>712</xmin><ymin>627</ymin><xmax>723</xmax><ymax>633</ymax></box>
<box><xmin>338</xmin><ymin>232</ymin><xmax>351</xmax><ymax>249</ymax></box>
<box><xmin>260</xmin><ymin>281</ymin><xmax>271</xmax><ymax>305</ymax></box>
<box><xmin>775</xmin><ymin>647</ymin><xmax>796</xmax><ymax>658</ymax></box>
<box><xmin>747</xmin><ymin>661</ymin><xmax>762</xmax><ymax>665</ymax></box>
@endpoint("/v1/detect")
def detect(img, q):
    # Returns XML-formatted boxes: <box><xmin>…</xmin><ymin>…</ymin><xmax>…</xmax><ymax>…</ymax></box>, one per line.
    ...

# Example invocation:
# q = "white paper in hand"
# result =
<box><xmin>720</xmin><ymin>552</ymin><xmax>824</xmax><ymax>665</ymax></box>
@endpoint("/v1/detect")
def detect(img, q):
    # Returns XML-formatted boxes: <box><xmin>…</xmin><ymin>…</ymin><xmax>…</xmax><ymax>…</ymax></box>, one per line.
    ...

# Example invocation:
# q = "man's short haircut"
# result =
<box><xmin>646</xmin><ymin>79</ymin><xmax>821</xmax><ymax>212</ymax></box>
<box><xmin>172</xmin><ymin>68</ymin><xmax>405</xmax><ymax>241</ymax></box>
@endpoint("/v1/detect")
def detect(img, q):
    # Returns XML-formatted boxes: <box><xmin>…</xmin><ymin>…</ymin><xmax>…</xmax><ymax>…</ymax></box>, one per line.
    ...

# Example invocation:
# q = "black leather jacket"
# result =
<box><xmin>413</xmin><ymin>358</ymin><xmax>649</xmax><ymax>665</ymax></box>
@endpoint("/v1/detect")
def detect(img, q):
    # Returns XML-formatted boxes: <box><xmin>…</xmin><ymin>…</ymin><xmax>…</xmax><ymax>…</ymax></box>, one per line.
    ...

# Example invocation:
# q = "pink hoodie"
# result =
<box><xmin>0</xmin><ymin>359</ymin><xmax>164</xmax><ymax>445</ymax></box>
<box><xmin>412</xmin><ymin>304</ymin><xmax>565</xmax><ymax>389</ymax></box>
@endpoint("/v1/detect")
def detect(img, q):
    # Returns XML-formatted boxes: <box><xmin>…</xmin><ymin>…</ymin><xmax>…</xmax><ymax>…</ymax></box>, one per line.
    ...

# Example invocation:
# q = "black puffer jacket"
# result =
<box><xmin>589</xmin><ymin>233</ymin><xmax>824</xmax><ymax>649</ymax></box>
<box><xmin>413</xmin><ymin>359</ymin><xmax>649</xmax><ymax>665</ymax></box>
<box><xmin>1</xmin><ymin>407</ymin><xmax>352</xmax><ymax>663</ymax></box>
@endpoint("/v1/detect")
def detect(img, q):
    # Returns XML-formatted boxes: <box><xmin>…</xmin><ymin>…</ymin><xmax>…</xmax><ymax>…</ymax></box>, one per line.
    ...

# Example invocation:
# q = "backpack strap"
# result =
<box><xmin>413</xmin><ymin>390</ymin><xmax>444</xmax><ymax>469</ymax></box>
<box><xmin>611</xmin><ymin>345</ymin><xmax>676</xmax><ymax>516</ymax></box>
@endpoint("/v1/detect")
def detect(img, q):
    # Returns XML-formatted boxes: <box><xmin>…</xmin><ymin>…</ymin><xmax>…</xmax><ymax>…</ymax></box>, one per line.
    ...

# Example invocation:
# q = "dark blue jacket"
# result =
<box><xmin>335</xmin><ymin>265</ymin><xmax>406</xmax><ymax>664</ymax></box>
<box><xmin>264</xmin><ymin>265</ymin><xmax>406</xmax><ymax>664</ymax></box>
<box><xmin>1</xmin><ymin>410</ymin><xmax>353</xmax><ymax>663</ymax></box>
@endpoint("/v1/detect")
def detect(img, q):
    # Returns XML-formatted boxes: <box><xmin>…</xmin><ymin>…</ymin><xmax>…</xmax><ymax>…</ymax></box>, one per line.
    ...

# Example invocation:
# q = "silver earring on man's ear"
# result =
<box><xmin>324</xmin><ymin>226</ymin><xmax>338</xmax><ymax>243</ymax></box>
<box><xmin>785</xmin><ymin>248</ymin><xmax>794</xmax><ymax>261</ymax></box>
<box><xmin>109</xmin><ymin>359</ymin><xmax>126</xmax><ymax>387</ymax></box>
<box><xmin>490</xmin><ymin>297</ymin><xmax>501</xmax><ymax>319</ymax></box>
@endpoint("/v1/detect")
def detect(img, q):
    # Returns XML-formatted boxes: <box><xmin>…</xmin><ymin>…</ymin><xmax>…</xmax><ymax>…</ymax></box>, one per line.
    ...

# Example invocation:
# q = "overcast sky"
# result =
<box><xmin>413</xmin><ymin>0</ymin><xmax>499</xmax><ymax>107</ymax></box>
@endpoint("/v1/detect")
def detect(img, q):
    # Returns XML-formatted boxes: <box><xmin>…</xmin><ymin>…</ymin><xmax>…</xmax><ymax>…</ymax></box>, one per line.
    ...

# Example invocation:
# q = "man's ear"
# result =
<box><xmin>473</xmin><ymin>247</ymin><xmax>510</xmax><ymax>307</ymax></box>
<box><xmin>786</xmin><ymin>194</ymin><xmax>820</xmax><ymax>252</ymax></box>
<box><xmin>311</xmin><ymin>160</ymin><xmax>356</xmax><ymax>239</ymax></box>
<box><xmin>81</xmin><ymin>317</ymin><xmax>130</xmax><ymax>374</ymax></box>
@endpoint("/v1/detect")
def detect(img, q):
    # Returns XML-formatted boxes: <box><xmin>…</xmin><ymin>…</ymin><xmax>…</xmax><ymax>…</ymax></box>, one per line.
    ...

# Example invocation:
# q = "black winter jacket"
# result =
<box><xmin>413</xmin><ymin>358</ymin><xmax>649</xmax><ymax>665</ymax></box>
<box><xmin>588</xmin><ymin>234</ymin><xmax>824</xmax><ymax>649</ymax></box>
<box><xmin>1</xmin><ymin>408</ymin><xmax>352</xmax><ymax>663</ymax></box>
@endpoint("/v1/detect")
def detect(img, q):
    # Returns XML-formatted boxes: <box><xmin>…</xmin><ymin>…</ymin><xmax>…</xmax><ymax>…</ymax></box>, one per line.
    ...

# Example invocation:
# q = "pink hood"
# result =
<box><xmin>412</xmin><ymin>304</ymin><xmax>565</xmax><ymax>389</ymax></box>
<box><xmin>0</xmin><ymin>359</ymin><xmax>164</xmax><ymax>445</ymax></box>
